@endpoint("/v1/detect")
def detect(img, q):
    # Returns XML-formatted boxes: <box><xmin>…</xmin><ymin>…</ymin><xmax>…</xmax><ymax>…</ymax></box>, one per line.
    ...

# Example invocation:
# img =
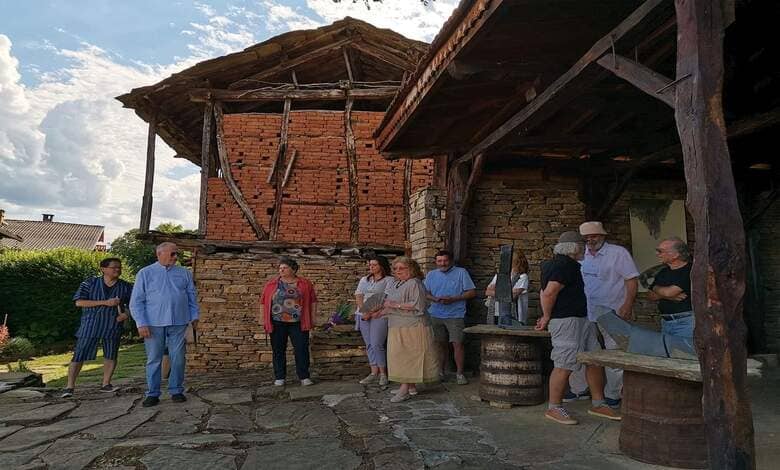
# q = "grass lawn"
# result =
<box><xmin>3</xmin><ymin>342</ymin><xmax>147</xmax><ymax>388</ymax></box>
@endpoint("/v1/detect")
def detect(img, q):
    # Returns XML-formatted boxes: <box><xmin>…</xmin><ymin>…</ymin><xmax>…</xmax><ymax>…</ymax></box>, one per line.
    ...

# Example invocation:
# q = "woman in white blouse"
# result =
<box><xmin>485</xmin><ymin>250</ymin><xmax>530</xmax><ymax>324</ymax></box>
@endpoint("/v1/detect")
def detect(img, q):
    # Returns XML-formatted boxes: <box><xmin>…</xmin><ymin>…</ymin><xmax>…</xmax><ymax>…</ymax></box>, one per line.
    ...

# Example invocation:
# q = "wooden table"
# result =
<box><xmin>463</xmin><ymin>325</ymin><xmax>551</xmax><ymax>407</ymax></box>
<box><xmin>578</xmin><ymin>350</ymin><xmax>707</xmax><ymax>469</ymax></box>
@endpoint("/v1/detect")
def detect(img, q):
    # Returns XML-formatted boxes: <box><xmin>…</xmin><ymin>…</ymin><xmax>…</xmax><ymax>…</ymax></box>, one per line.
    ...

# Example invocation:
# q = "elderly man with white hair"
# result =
<box><xmin>535</xmin><ymin>231</ymin><xmax>621</xmax><ymax>425</ymax></box>
<box><xmin>130</xmin><ymin>242</ymin><xmax>199</xmax><ymax>407</ymax></box>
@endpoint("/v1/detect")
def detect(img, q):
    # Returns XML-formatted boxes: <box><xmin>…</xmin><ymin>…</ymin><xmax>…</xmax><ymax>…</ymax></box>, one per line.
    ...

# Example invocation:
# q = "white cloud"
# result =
<box><xmin>262</xmin><ymin>1</ymin><xmax>324</xmax><ymax>32</ymax></box>
<box><xmin>305</xmin><ymin>0</ymin><xmax>458</xmax><ymax>41</ymax></box>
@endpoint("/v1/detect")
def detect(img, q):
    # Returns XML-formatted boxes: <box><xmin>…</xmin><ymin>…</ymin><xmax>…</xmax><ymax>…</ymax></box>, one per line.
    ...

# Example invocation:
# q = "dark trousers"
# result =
<box><xmin>270</xmin><ymin>321</ymin><xmax>310</xmax><ymax>380</ymax></box>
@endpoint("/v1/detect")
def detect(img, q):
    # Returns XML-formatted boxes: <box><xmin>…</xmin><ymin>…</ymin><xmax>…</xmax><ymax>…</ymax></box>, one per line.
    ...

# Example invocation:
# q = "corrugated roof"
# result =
<box><xmin>0</xmin><ymin>224</ymin><xmax>23</xmax><ymax>242</ymax></box>
<box><xmin>0</xmin><ymin>219</ymin><xmax>105</xmax><ymax>251</ymax></box>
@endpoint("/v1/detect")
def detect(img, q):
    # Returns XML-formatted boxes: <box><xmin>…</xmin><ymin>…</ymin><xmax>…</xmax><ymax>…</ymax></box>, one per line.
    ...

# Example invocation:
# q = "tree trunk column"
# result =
<box><xmin>673</xmin><ymin>1</ymin><xmax>754</xmax><ymax>468</ymax></box>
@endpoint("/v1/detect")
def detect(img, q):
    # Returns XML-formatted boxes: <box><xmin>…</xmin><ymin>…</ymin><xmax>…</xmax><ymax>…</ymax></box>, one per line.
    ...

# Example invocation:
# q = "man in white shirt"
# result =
<box><xmin>567</xmin><ymin>221</ymin><xmax>639</xmax><ymax>408</ymax></box>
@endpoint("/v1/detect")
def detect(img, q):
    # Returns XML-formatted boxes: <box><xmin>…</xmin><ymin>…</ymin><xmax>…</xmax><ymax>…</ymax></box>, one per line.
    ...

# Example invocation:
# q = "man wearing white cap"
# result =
<box><xmin>570</xmin><ymin>221</ymin><xmax>639</xmax><ymax>408</ymax></box>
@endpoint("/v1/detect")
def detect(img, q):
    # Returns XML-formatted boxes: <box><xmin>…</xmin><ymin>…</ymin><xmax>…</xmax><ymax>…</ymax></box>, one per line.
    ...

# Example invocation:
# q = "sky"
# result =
<box><xmin>0</xmin><ymin>0</ymin><xmax>458</xmax><ymax>242</ymax></box>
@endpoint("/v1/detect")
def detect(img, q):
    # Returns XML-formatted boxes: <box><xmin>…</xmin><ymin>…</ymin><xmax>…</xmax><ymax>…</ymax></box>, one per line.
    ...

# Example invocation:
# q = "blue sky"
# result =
<box><xmin>0</xmin><ymin>0</ymin><xmax>457</xmax><ymax>241</ymax></box>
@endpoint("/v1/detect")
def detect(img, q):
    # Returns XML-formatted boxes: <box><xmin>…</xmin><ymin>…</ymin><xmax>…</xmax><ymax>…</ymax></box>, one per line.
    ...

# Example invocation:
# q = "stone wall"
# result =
<box><xmin>754</xmin><ymin>199</ymin><xmax>780</xmax><ymax>353</ymax></box>
<box><xmin>409</xmin><ymin>187</ymin><xmax>447</xmax><ymax>272</ymax></box>
<box><xmin>188</xmin><ymin>251</ymin><xmax>370</xmax><ymax>372</ymax></box>
<box><xmin>206</xmin><ymin>110</ymin><xmax>433</xmax><ymax>246</ymax></box>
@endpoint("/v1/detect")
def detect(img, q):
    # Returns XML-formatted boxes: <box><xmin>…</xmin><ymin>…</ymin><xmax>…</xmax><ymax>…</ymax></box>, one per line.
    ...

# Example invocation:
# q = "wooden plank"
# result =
<box><xmin>213</xmin><ymin>102</ymin><xmax>268</xmax><ymax>240</ymax></box>
<box><xmin>344</xmin><ymin>97</ymin><xmax>360</xmax><ymax>245</ymax></box>
<box><xmin>198</xmin><ymin>102</ymin><xmax>213</xmax><ymax>237</ymax></box>
<box><xmin>281</xmin><ymin>149</ymin><xmax>298</xmax><ymax>188</ymax></box>
<box><xmin>139</xmin><ymin>117</ymin><xmax>157</xmax><ymax>234</ymax></box>
<box><xmin>463</xmin><ymin>324</ymin><xmax>551</xmax><ymax>338</ymax></box>
<box><xmin>445</xmin><ymin>154</ymin><xmax>485</xmax><ymax>263</ymax></box>
<box><xmin>190</xmin><ymin>86</ymin><xmax>399</xmax><ymax>102</ymax></box>
<box><xmin>270</xmin><ymin>98</ymin><xmax>292</xmax><ymax>240</ymax></box>
<box><xmin>348</xmin><ymin>41</ymin><xmax>417</xmax><ymax>71</ymax></box>
<box><xmin>455</xmin><ymin>0</ymin><xmax>667</xmax><ymax>165</ymax></box>
<box><xmin>578</xmin><ymin>350</ymin><xmax>703</xmax><ymax>382</ymax></box>
<box><xmin>596</xmin><ymin>54</ymin><xmax>675</xmax><ymax>107</ymax></box>
<box><xmin>673</xmin><ymin>1</ymin><xmax>755</xmax><ymax>468</ymax></box>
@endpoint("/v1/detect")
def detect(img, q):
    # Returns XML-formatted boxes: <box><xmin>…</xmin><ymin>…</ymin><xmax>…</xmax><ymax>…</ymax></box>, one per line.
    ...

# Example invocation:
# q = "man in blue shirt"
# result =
<box><xmin>62</xmin><ymin>257</ymin><xmax>133</xmax><ymax>398</ymax></box>
<box><xmin>130</xmin><ymin>242</ymin><xmax>199</xmax><ymax>407</ymax></box>
<box><xmin>424</xmin><ymin>250</ymin><xmax>476</xmax><ymax>385</ymax></box>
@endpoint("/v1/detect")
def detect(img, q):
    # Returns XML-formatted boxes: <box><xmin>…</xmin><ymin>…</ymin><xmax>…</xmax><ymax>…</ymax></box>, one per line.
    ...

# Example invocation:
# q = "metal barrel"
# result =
<box><xmin>478</xmin><ymin>334</ymin><xmax>545</xmax><ymax>405</ymax></box>
<box><xmin>619</xmin><ymin>371</ymin><xmax>708</xmax><ymax>469</ymax></box>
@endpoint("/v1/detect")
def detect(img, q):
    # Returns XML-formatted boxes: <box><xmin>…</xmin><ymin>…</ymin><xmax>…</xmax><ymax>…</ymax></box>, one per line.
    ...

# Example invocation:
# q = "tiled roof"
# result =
<box><xmin>0</xmin><ymin>219</ymin><xmax>105</xmax><ymax>251</ymax></box>
<box><xmin>0</xmin><ymin>224</ymin><xmax>23</xmax><ymax>242</ymax></box>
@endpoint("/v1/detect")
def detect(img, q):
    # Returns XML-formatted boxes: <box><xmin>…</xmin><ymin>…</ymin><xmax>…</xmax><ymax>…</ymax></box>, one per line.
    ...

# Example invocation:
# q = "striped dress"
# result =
<box><xmin>72</xmin><ymin>276</ymin><xmax>134</xmax><ymax>338</ymax></box>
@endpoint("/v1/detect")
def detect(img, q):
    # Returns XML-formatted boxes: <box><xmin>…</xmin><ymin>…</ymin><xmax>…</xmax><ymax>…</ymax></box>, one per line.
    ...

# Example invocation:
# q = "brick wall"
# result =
<box><xmin>206</xmin><ymin>110</ymin><xmax>433</xmax><ymax>246</ymax></box>
<box><xmin>188</xmin><ymin>251</ymin><xmax>370</xmax><ymax>372</ymax></box>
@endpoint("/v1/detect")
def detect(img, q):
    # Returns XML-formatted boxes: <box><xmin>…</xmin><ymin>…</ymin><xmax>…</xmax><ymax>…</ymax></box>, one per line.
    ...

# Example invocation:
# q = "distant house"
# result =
<box><xmin>0</xmin><ymin>212</ymin><xmax>106</xmax><ymax>251</ymax></box>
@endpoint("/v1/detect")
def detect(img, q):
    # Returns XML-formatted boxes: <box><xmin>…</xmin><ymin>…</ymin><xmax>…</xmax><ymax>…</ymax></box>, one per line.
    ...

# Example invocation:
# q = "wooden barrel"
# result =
<box><xmin>619</xmin><ymin>371</ymin><xmax>708</xmax><ymax>468</ymax></box>
<box><xmin>478</xmin><ymin>334</ymin><xmax>544</xmax><ymax>405</ymax></box>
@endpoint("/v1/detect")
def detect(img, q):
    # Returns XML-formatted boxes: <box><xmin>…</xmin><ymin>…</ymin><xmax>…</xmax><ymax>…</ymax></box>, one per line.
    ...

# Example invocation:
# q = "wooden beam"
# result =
<box><xmin>281</xmin><ymin>149</ymin><xmax>298</xmax><ymax>188</ymax></box>
<box><xmin>456</xmin><ymin>0</ymin><xmax>667</xmax><ymax>165</ymax></box>
<box><xmin>190</xmin><ymin>87</ymin><xmax>398</xmax><ymax>103</ymax></box>
<box><xmin>213</xmin><ymin>102</ymin><xmax>268</xmax><ymax>240</ymax></box>
<box><xmin>596</xmin><ymin>54</ymin><xmax>675</xmax><ymax>107</ymax></box>
<box><xmin>728</xmin><ymin>107</ymin><xmax>780</xmax><ymax>139</ymax></box>
<box><xmin>198</xmin><ymin>102</ymin><xmax>213</xmax><ymax>237</ymax></box>
<box><xmin>342</xmin><ymin>47</ymin><xmax>354</xmax><ymax>82</ymax></box>
<box><xmin>402</xmin><ymin>159</ymin><xmax>413</xmax><ymax>242</ymax></box>
<box><xmin>140</xmin><ymin>117</ymin><xmax>157</xmax><ymax>234</ymax></box>
<box><xmin>344</xmin><ymin>97</ymin><xmax>360</xmax><ymax>245</ymax></box>
<box><xmin>229</xmin><ymin>37</ymin><xmax>353</xmax><ymax>88</ymax></box>
<box><xmin>270</xmin><ymin>98</ymin><xmax>292</xmax><ymax>240</ymax></box>
<box><xmin>348</xmin><ymin>41</ymin><xmax>417</xmax><ymax>71</ymax></box>
<box><xmin>674</xmin><ymin>1</ymin><xmax>754</xmax><ymax>468</ymax></box>
<box><xmin>446</xmin><ymin>153</ymin><xmax>485</xmax><ymax>263</ymax></box>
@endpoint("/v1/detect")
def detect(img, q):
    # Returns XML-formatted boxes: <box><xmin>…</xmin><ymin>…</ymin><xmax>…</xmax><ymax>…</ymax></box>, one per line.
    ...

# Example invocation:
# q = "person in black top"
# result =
<box><xmin>648</xmin><ymin>237</ymin><xmax>694</xmax><ymax>338</ymax></box>
<box><xmin>535</xmin><ymin>231</ymin><xmax>621</xmax><ymax>425</ymax></box>
<box><xmin>595</xmin><ymin>236</ymin><xmax>696</xmax><ymax>360</ymax></box>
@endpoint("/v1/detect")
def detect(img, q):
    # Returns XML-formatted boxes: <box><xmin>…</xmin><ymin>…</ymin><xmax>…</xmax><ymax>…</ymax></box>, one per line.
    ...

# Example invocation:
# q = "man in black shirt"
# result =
<box><xmin>649</xmin><ymin>237</ymin><xmax>694</xmax><ymax>338</ymax></box>
<box><xmin>535</xmin><ymin>231</ymin><xmax>621</xmax><ymax>425</ymax></box>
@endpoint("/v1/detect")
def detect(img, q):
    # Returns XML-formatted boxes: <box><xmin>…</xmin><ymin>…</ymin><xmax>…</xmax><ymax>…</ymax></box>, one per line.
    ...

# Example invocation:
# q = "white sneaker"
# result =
<box><xmin>301</xmin><ymin>378</ymin><xmax>314</xmax><ymax>386</ymax></box>
<box><xmin>389</xmin><ymin>388</ymin><xmax>418</xmax><ymax>396</ymax></box>
<box><xmin>456</xmin><ymin>374</ymin><xmax>469</xmax><ymax>385</ymax></box>
<box><xmin>359</xmin><ymin>374</ymin><xmax>378</xmax><ymax>384</ymax></box>
<box><xmin>273</xmin><ymin>379</ymin><xmax>285</xmax><ymax>386</ymax></box>
<box><xmin>378</xmin><ymin>374</ymin><xmax>389</xmax><ymax>386</ymax></box>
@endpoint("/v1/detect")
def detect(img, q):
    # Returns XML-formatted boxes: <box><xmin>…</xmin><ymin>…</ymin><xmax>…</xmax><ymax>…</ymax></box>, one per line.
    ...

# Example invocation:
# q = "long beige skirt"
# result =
<box><xmin>387</xmin><ymin>325</ymin><xmax>440</xmax><ymax>384</ymax></box>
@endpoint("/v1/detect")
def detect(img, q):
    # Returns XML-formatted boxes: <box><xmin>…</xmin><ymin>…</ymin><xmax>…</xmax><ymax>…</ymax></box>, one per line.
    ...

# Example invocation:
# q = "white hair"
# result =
<box><xmin>553</xmin><ymin>242</ymin><xmax>582</xmax><ymax>256</ymax></box>
<box><xmin>156</xmin><ymin>242</ymin><xmax>177</xmax><ymax>254</ymax></box>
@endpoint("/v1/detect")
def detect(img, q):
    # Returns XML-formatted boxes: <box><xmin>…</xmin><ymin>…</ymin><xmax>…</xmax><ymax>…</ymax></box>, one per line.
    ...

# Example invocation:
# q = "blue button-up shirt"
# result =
<box><xmin>129</xmin><ymin>262</ymin><xmax>199</xmax><ymax>327</ymax></box>
<box><xmin>424</xmin><ymin>266</ymin><xmax>476</xmax><ymax>319</ymax></box>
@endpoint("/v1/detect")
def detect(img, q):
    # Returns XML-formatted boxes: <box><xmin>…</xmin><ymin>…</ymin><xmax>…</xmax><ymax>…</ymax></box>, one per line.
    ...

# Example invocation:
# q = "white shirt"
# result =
<box><xmin>580</xmin><ymin>242</ymin><xmax>639</xmax><ymax>321</ymax></box>
<box><xmin>488</xmin><ymin>273</ymin><xmax>530</xmax><ymax>323</ymax></box>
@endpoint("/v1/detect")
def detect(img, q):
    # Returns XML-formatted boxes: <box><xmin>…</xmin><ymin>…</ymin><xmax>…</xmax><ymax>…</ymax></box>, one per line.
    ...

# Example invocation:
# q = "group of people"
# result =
<box><xmin>536</xmin><ymin>221</ymin><xmax>695</xmax><ymax>425</ymax></box>
<box><xmin>63</xmin><ymin>223</ymin><xmax>694</xmax><ymax>415</ymax></box>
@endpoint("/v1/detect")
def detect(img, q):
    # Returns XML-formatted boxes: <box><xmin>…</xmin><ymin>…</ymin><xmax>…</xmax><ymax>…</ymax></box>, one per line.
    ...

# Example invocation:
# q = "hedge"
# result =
<box><xmin>0</xmin><ymin>248</ymin><xmax>134</xmax><ymax>345</ymax></box>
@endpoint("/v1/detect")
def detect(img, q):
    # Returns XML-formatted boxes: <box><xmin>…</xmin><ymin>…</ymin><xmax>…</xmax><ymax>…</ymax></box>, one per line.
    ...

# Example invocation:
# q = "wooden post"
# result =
<box><xmin>446</xmin><ymin>154</ymin><xmax>485</xmax><ymax>263</ymax></box>
<box><xmin>139</xmin><ymin>117</ymin><xmax>156</xmax><ymax>234</ymax></box>
<box><xmin>673</xmin><ymin>1</ymin><xmax>754</xmax><ymax>468</ymax></box>
<box><xmin>344</xmin><ymin>97</ymin><xmax>360</xmax><ymax>245</ymax></box>
<box><xmin>213</xmin><ymin>102</ymin><xmax>268</xmax><ymax>240</ymax></box>
<box><xmin>402</xmin><ymin>159</ymin><xmax>413</xmax><ymax>242</ymax></box>
<box><xmin>199</xmin><ymin>102</ymin><xmax>213</xmax><ymax>237</ymax></box>
<box><xmin>270</xmin><ymin>98</ymin><xmax>292</xmax><ymax>240</ymax></box>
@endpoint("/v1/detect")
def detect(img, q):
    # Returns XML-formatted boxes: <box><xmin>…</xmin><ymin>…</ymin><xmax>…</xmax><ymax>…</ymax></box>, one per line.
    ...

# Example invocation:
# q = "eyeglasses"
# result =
<box><xmin>170</xmin><ymin>252</ymin><xmax>179</xmax><ymax>256</ymax></box>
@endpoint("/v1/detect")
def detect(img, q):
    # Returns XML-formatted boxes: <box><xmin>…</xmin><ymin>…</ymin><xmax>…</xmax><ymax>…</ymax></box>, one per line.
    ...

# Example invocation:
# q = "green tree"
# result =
<box><xmin>109</xmin><ymin>223</ymin><xmax>194</xmax><ymax>274</ymax></box>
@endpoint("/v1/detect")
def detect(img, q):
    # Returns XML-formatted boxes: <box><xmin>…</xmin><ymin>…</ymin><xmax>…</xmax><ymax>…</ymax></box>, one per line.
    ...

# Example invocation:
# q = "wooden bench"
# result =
<box><xmin>578</xmin><ymin>350</ymin><xmax>763</xmax><ymax>469</ymax></box>
<box><xmin>463</xmin><ymin>325</ymin><xmax>550</xmax><ymax>407</ymax></box>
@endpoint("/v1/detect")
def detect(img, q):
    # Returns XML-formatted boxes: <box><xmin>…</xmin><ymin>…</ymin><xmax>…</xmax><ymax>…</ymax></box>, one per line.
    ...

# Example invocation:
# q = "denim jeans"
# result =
<box><xmin>661</xmin><ymin>312</ymin><xmax>694</xmax><ymax>337</ymax></box>
<box><xmin>271</xmin><ymin>321</ymin><xmax>310</xmax><ymax>380</ymax></box>
<box><xmin>143</xmin><ymin>325</ymin><xmax>187</xmax><ymax>398</ymax></box>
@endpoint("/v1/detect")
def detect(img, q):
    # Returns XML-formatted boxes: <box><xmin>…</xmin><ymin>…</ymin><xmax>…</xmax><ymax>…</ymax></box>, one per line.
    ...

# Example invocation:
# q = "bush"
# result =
<box><xmin>0</xmin><ymin>248</ymin><xmax>133</xmax><ymax>345</ymax></box>
<box><xmin>1</xmin><ymin>337</ymin><xmax>35</xmax><ymax>359</ymax></box>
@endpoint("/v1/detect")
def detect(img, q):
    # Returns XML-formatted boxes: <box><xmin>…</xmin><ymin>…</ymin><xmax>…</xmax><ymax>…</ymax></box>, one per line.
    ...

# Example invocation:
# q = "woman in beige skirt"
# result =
<box><xmin>381</xmin><ymin>256</ymin><xmax>440</xmax><ymax>402</ymax></box>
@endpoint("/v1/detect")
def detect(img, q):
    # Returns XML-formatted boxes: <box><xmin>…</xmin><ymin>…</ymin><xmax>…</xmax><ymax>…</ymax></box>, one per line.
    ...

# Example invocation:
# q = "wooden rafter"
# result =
<box><xmin>455</xmin><ymin>0</ymin><xmax>667</xmax><ymax>165</ymax></box>
<box><xmin>213</xmin><ymin>102</ymin><xmax>268</xmax><ymax>240</ymax></box>
<box><xmin>446</xmin><ymin>153</ymin><xmax>486</xmax><ymax>263</ymax></box>
<box><xmin>198</xmin><ymin>102</ymin><xmax>213</xmax><ymax>237</ymax></box>
<box><xmin>402</xmin><ymin>159</ymin><xmax>413</xmax><ymax>242</ymax></box>
<box><xmin>596</xmin><ymin>54</ymin><xmax>675</xmax><ymax>107</ymax></box>
<box><xmin>270</xmin><ymin>98</ymin><xmax>292</xmax><ymax>240</ymax></box>
<box><xmin>342</xmin><ymin>47</ymin><xmax>354</xmax><ymax>82</ymax></box>
<box><xmin>344</xmin><ymin>97</ymin><xmax>360</xmax><ymax>244</ymax></box>
<box><xmin>190</xmin><ymin>87</ymin><xmax>398</xmax><ymax>103</ymax></box>
<box><xmin>140</xmin><ymin>117</ymin><xmax>157</xmax><ymax>234</ymax></box>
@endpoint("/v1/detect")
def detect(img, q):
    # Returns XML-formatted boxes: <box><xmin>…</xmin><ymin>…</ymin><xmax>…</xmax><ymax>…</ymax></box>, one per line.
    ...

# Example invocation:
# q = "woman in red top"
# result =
<box><xmin>260</xmin><ymin>257</ymin><xmax>318</xmax><ymax>387</ymax></box>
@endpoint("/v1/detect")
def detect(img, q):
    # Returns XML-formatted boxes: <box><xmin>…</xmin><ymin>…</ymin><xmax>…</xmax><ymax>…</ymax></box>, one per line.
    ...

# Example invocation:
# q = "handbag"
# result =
<box><xmin>185</xmin><ymin>323</ymin><xmax>197</xmax><ymax>344</ymax></box>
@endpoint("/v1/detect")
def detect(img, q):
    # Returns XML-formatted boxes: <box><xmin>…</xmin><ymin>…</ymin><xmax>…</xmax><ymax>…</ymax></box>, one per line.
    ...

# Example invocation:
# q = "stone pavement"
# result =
<box><xmin>0</xmin><ymin>367</ymin><xmax>778</xmax><ymax>469</ymax></box>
